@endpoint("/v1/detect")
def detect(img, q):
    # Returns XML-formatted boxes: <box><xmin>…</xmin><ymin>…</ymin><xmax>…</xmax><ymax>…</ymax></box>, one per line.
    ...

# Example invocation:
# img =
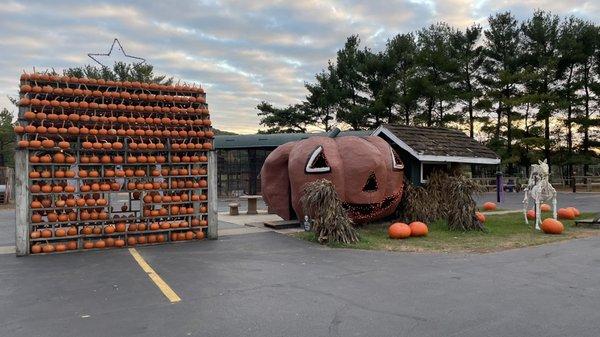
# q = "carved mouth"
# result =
<box><xmin>342</xmin><ymin>193</ymin><xmax>401</xmax><ymax>220</ymax></box>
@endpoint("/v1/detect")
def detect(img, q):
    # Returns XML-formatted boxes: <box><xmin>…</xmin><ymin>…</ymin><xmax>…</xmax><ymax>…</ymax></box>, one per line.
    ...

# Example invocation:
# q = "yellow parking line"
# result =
<box><xmin>128</xmin><ymin>248</ymin><xmax>181</xmax><ymax>303</ymax></box>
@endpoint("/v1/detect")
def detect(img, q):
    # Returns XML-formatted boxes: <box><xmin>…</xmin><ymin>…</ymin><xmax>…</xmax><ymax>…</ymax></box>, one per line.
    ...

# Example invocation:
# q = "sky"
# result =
<box><xmin>1</xmin><ymin>0</ymin><xmax>599</xmax><ymax>134</ymax></box>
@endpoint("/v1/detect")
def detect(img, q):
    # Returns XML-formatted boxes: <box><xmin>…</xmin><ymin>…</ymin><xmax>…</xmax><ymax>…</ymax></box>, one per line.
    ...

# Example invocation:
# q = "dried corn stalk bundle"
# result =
<box><xmin>300</xmin><ymin>179</ymin><xmax>359</xmax><ymax>244</ymax></box>
<box><xmin>397</xmin><ymin>179</ymin><xmax>435</xmax><ymax>223</ymax></box>
<box><xmin>446</xmin><ymin>175</ymin><xmax>486</xmax><ymax>231</ymax></box>
<box><xmin>397</xmin><ymin>170</ymin><xmax>485</xmax><ymax>231</ymax></box>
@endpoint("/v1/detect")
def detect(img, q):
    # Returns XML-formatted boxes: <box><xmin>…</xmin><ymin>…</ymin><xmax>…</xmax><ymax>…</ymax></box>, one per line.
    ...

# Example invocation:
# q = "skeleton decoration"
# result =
<box><xmin>522</xmin><ymin>159</ymin><xmax>557</xmax><ymax>229</ymax></box>
<box><xmin>260</xmin><ymin>136</ymin><xmax>404</xmax><ymax>224</ymax></box>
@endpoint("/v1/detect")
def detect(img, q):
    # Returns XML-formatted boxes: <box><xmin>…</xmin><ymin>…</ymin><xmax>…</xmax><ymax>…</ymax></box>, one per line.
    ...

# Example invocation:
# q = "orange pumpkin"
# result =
<box><xmin>567</xmin><ymin>207</ymin><xmax>580</xmax><ymax>217</ymax></box>
<box><xmin>409</xmin><ymin>222</ymin><xmax>428</xmax><ymax>237</ymax></box>
<box><xmin>540</xmin><ymin>203</ymin><xmax>551</xmax><ymax>212</ymax></box>
<box><xmin>482</xmin><ymin>202</ymin><xmax>496</xmax><ymax>211</ymax></box>
<box><xmin>31</xmin><ymin>243</ymin><xmax>42</xmax><ymax>254</ymax></box>
<box><xmin>540</xmin><ymin>218</ymin><xmax>564</xmax><ymax>235</ymax></box>
<box><xmin>475</xmin><ymin>212</ymin><xmax>485</xmax><ymax>223</ymax></box>
<box><xmin>42</xmin><ymin>244</ymin><xmax>55</xmax><ymax>253</ymax></box>
<box><xmin>105</xmin><ymin>238</ymin><xmax>115</xmax><ymax>247</ymax></box>
<box><xmin>526</xmin><ymin>209</ymin><xmax>536</xmax><ymax>220</ymax></box>
<box><xmin>557</xmin><ymin>208</ymin><xmax>575</xmax><ymax>220</ymax></box>
<box><xmin>388</xmin><ymin>222</ymin><xmax>411</xmax><ymax>239</ymax></box>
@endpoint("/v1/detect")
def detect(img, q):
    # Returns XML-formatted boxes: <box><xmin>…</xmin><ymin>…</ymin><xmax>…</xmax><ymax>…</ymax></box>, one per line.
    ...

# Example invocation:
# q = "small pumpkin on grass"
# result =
<box><xmin>567</xmin><ymin>207</ymin><xmax>580</xmax><ymax>217</ymax></box>
<box><xmin>482</xmin><ymin>202</ymin><xmax>496</xmax><ymax>211</ymax></box>
<box><xmin>475</xmin><ymin>212</ymin><xmax>486</xmax><ymax>223</ymax></box>
<box><xmin>557</xmin><ymin>208</ymin><xmax>575</xmax><ymax>220</ymax></box>
<box><xmin>526</xmin><ymin>209</ymin><xmax>536</xmax><ymax>220</ymax></box>
<box><xmin>409</xmin><ymin>222</ymin><xmax>428</xmax><ymax>237</ymax></box>
<box><xmin>388</xmin><ymin>222</ymin><xmax>411</xmax><ymax>239</ymax></box>
<box><xmin>540</xmin><ymin>218</ymin><xmax>564</xmax><ymax>235</ymax></box>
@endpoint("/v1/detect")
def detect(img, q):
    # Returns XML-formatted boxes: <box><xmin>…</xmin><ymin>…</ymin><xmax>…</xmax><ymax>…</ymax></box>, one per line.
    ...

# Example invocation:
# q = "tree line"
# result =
<box><xmin>257</xmin><ymin>10</ymin><xmax>600</xmax><ymax>174</ymax></box>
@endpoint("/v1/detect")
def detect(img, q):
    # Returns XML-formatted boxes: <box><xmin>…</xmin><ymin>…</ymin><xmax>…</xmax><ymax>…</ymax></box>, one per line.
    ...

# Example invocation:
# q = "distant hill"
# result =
<box><xmin>213</xmin><ymin>128</ymin><xmax>237</xmax><ymax>135</ymax></box>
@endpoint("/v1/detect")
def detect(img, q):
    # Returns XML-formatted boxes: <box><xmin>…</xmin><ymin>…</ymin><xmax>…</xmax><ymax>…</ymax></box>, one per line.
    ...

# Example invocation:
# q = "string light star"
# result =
<box><xmin>88</xmin><ymin>38</ymin><xmax>146</xmax><ymax>68</ymax></box>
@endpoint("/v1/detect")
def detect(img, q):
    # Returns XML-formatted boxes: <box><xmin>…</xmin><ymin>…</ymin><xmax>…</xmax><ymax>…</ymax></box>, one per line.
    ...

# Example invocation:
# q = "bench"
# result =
<box><xmin>574</xmin><ymin>213</ymin><xmax>600</xmax><ymax>229</ymax></box>
<box><xmin>240</xmin><ymin>195</ymin><xmax>262</xmax><ymax>215</ymax></box>
<box><xmin>228</xmin><ymin>203</ymin><xmax>239</xmax><ymax>216</ymax></box>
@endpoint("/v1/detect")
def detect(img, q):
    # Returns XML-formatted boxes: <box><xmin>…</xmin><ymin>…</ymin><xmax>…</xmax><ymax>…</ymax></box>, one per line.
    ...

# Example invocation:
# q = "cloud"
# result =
<box><xmin>0</xmin><ymin>0</ymin><xmax>598</xmax><ymax>133</ymax></box>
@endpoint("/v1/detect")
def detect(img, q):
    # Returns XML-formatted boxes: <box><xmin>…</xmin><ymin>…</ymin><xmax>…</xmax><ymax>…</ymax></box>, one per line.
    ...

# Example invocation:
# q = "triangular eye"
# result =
<box><xmin>363</xmin><ymin>171</ymin><xmax>378</xmax><ymax>192</ymax></box>
<box><xmin>305</xmin><ymin>146</ymin><xmax>331</xmax><ymax>173</ymax></box>
<box><xmin>391</xmin><ymin>149</ymin><xmax>404</xmax><ymax>170</ymax></box>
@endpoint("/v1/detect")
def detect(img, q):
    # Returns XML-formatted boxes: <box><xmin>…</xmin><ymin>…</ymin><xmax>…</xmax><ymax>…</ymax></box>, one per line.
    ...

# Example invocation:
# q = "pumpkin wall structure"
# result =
<box><xmin>14</xmin><ymin>73</ymin><xmax>218</xmax><ymax>256</ymax></box>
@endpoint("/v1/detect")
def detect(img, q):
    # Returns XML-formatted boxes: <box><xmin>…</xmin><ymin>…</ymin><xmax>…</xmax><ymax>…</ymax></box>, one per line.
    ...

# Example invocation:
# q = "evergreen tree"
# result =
<box><xmin>521</xmin><ymin>10</ymin><xmax>561</xmax><ymax>165</ymax></box>
<box><xmin>385</xmin><ymin>33</ymin><xmax>419</xmax><ymax>125</ymax></box>
<box><xmin>0</xmin><ymin>109</ymin><xmax>15</xmax><ymax>168</ymax></box>
<box><xmin>481</xmin><ymin>12</ymin><xmax>524</xmax><ymax>165</ymax></box>
<box><xmin>334</xmin><ymin>36</ymin><xmax>369</xmax><ymax>130</ymax></box>
<box><xmin>584</xmin><ymin>24</ymin><xmax>600</xmax><ymax>173</ymax></box>
<box><xmin>256</xmin><ymin>101</ymin><xmax>313</xmax><ymax>133</ymax></box>
<box><xmin>556</xmin><ymin>17</ymin><xmax>588</xmax><ymax>174</ymax></box>
<box><xmin>304</xmin><ymin>64</ymin><xmax>342</xmax><ymax>132</ymax></box>
<box><xmin>450</xmin><ymin>24</ymin><xmax>485</xmax><ymax>138</ymax></box>
<box><xmin>64</xmin><ymin>61</ymin><xmax>173</xmax><ymax>85</ymax></box>
<box><xmin>360</xmin><ymin>48</ymin><xmax>394</xmax><ymax>125</ymax></box>
<box><xmin>415</xmin><ymin>23</ymin><xmax>457</xmax><ymax>127</ymax></box>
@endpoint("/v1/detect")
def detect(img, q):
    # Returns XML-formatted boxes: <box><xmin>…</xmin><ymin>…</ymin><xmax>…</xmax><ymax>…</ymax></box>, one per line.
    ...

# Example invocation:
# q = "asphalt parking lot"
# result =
<box><xmin>0</xmin><ymin>193</ymin><xmax>599</xmax><ymax>337</ymax></box>
<box><xmin>1</xmin><ymin>227</ymin><xmax>600</xmax><ymax>336</ymax></box>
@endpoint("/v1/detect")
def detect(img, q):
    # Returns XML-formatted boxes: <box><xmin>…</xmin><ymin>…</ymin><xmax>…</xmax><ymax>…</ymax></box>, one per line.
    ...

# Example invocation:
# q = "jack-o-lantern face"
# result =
<box><xmin>261</xmin><ymin>136</ymin><xmax>404</xmax><ymax>223</ymax></box>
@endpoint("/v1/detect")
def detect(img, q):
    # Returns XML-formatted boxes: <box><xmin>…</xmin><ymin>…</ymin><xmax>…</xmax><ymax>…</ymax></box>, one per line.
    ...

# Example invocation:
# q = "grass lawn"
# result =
<box><xmin>292</xmin><ymin>212</ymin><xmax>598</xmax><ymax>253</ymax></box>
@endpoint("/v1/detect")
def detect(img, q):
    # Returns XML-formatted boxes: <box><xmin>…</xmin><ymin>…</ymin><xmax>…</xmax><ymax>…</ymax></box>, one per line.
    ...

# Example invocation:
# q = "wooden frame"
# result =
<box><xmin>15</xmin><ymin>75</ymin><xmax>216</xmax><ymax>256</ymax></box>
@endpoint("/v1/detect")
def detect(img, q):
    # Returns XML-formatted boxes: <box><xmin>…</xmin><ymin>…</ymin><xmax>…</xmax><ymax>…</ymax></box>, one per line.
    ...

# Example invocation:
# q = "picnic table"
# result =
<box><xmin>239</xmin><ymin>195</ymin><xmax>262</xmax><ymax>215</ymax></box>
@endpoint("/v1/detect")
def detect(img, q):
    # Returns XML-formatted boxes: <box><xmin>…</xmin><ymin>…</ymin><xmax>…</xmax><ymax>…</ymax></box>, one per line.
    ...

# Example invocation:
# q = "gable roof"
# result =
<box><xmin>373</xmin><ymin>124</ymin><xmax>500</xmax><ymax>165</ymax></box>
<box><xmin>214</xmin><ymin>130</ymin><xmax>372</xmax><ymax>149</ymax></box>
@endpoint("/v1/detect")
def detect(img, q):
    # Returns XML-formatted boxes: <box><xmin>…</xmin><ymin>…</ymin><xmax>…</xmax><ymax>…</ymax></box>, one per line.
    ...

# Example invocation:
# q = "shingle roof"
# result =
<box><xmin>214</xmin><ymin>130</ymin><xmax>372</xmax><ymax>149</ymax></box>
<box><xmin>375</xmin><ymin>124</ymin><xmax>500</xmax><ymax>164</ymax></box>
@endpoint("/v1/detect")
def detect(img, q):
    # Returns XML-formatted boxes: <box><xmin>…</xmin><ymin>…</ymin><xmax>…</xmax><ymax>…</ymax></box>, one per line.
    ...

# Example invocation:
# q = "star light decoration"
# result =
<box><xmin>88</xmin><ymin>38</ymin><xmax>146</xmax><ymax>68</ymax></box>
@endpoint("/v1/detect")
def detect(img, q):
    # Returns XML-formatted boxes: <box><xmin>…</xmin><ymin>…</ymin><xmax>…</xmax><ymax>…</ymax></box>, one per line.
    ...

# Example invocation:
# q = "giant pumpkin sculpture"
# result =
<box><xmin>261</xmin><ymin>136</ymin><xmax>404</xmax><ymax>223</ymax></box>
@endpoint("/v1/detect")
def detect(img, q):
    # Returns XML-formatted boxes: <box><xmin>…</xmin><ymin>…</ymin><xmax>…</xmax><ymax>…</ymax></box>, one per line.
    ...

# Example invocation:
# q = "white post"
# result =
<box><xmin>15</xmin><ymin>106</ymin><xmax>29</xmax><ymax>256</ymax></box>
<box><xmin>207</xmin><ymin>150</ymin><xmax>218</xmax><ymax>239</ymax></box>
<box><xmin>535</xmin><ymin>201</ymin><xmax>541</xmax><ymax>230</ymax></box>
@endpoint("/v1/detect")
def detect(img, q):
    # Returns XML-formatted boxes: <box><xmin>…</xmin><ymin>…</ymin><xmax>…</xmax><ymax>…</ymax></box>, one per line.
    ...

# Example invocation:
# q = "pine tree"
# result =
<box><xmin>385</xmin><ymin>33</ymin><xmax>419</xmax><ymax>125</ymax></box>
<box><xmin>415</xmin><ymin>23</ymin><xmax>457</xmax><ymax>127</ymax></box>
<box><xmin>481</xmin><ymin>12</ymin><xmax>523</xmax><ymax>166</ymax></box>
<box><xmin>0</xmin><ymin>108</ymin><xmax>15</xmax><ymax>167</ymax></box>
<box><xmin>256</xmin><ymin>102</ymin><xmax>314</xmax><ymax>133</ymax></box>
<box><xmin>583</xmin><ymin>24</ymin><xmax>600</xmax><ymax>174</ymax></box>
<box><xmin>361</xmin><ymin>48</ymin><xmax>394</xmax><ymax>125</ymax></box>
<box><xmin>521</xmin><ymin>10</ymin><xmax>561</xmax><ymax>165</ymax></box>
<box><xmin>64</xmin><ymin>61</ymin><xmax>173</xmax><ymax>85</ymax></box>
<box><xmin>304</xmin><ymin>63</ymin><xmax>342</xmax><ymax>131</ymax></box>
<box><xmin>556</xmin><ymin>17</ymin><xmax>588</xmax><ymax>176</ymax></box>
<box><xmin>450</xmin><ymin>24</ymin><xmax>484</xmax><ymax>138</ymax></box>
<box><xmin>334</xmin><ymin>36</ymin><xmax>369</xmax><ymax>130</ymax></box>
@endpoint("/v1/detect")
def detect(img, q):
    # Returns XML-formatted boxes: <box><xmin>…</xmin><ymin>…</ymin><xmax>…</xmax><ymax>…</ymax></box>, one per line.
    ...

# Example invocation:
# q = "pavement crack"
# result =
<box><xmin>328</xmin><ymin>305</ymin><xmax>346</xmax><ymax>337</ymax></box>
<box><xmin>289</xmin><ymin>283</ymin><xmax>428</xmax><ymax>323</ymax></box>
